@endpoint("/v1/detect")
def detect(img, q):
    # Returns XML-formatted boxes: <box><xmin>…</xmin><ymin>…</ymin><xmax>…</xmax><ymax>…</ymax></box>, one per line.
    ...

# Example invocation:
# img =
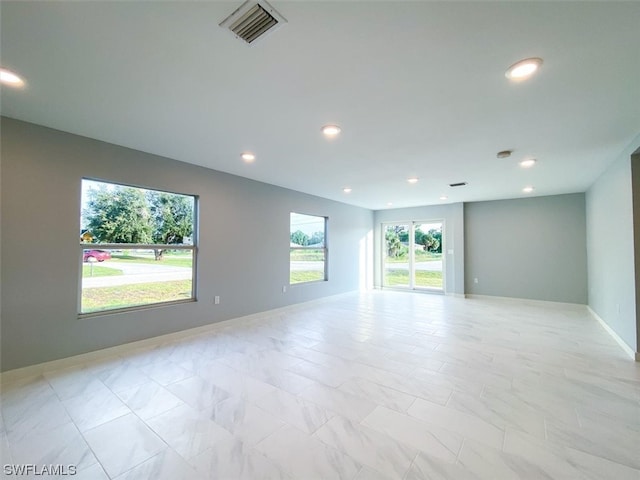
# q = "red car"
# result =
<box><xmin>83</xmin><ymin>249</ymin><xmax>111</xmax><ymax>262</ymax></box>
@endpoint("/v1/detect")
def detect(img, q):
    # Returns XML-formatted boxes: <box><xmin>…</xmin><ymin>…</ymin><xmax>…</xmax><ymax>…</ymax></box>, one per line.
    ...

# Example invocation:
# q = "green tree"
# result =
<box><xmin>147</xmin><ymin>191</ymin><xmax>194</xmax><ymax>260</ymax></box>
<box><xmin>290</xmin><ymin>230</ymin><xmax>309</xmax><ymax>246</ymax></box>
<box><xmin>415</xmin><ymin>229</ymin><xmax>442</xmax><ymax>252</ymax></box>
<box><xmin>418</xmin><ymin>232</ymin><xmax>435</xmax><ymax>251</ymax></box>
<box><xmin>84</xmin><ymin>185</ymin><xmax>152</xmax><ymax>243</ymax></box>
<box><xmin>308</xmin><ymin>231</ymin><xmax>325</xmax><ymax>246</ymax></box>
<box><xmin>385</xmin><ymin>230</ymin><xmax>402</xmax><ymax>257</ymax></box>
<box><xmin>428</xmin><ymin>228</ymin><xmax>442</xmax><ymax>253</ymax></box>
<box><xmin>84</xmin><ymin>184</ymin><xmax>194</xmax><ymax>261</ymax></box>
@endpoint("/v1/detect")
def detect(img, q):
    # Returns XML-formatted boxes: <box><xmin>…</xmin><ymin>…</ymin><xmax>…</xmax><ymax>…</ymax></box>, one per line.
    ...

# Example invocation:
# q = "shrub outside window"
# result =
<box><xmin>290</xmin><ymin>212</ymin><xmax>327</xmax><ymax>284</ymax></box>
<box><xmin>80</xmin><ymin>179</ymin><xmax>197</xmax><ymax>315</ymax></box>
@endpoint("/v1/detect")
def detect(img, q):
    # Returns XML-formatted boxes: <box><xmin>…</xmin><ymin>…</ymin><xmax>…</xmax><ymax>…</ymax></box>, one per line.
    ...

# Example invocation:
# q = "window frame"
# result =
<box><xmin>289</xmin><ymin>212</ymin><xmax>328</xmax><ymax>285</ymax></box>
<box><xmin>381</xmin><ymin>219</ymin><xmax>444</xmax><ymax>292</ymax></box>
<box><xmin>78</xmin><ymin>178</ymin><xmax>198</xmax><ymax>317</ymax></box>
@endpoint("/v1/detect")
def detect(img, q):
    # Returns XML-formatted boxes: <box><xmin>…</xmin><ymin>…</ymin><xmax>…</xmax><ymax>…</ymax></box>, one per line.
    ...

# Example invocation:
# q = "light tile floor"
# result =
<box><xmin>1</xmin><ymin>291</ymin><xmax>639</xmax><ymax>479</ymax></box>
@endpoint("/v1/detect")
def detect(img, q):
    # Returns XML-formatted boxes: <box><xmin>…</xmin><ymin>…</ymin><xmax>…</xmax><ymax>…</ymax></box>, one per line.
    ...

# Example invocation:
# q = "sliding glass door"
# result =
<box><xmin>383</xmin><ymin>224</ymin><xmax>411</xmax><ymax>287</ymax></box>
<box><xmin>413</xmin><ymin>222</ymin><xmax>443</xmax><ymax>290</ymax></box>
<box><xmin>383</xmin><ymin>221</ymin><xmax>443</xmax><ymax>291</ymax></box>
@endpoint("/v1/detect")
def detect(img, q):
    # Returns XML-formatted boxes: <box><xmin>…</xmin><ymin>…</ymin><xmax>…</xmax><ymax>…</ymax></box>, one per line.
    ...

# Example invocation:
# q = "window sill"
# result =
<box><xmin>78</xmin><ymin>298</ymin><xmax>196</xmax><ymax>319</ymax></box>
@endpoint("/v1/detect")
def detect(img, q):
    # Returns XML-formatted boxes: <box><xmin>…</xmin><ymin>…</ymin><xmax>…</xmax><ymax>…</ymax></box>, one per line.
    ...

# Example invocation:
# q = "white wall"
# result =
<box><xmin>586</xmin><ymin>134</ymin><xmax>640</xmax><ymax>354</ymax></box>
<box><xmin>0</xmin><ymin>118</ymin><xmax>374</xmax><ymax>371</ymax></box>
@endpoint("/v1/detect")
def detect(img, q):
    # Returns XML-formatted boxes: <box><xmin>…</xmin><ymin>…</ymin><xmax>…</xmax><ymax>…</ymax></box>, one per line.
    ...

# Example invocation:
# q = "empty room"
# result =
<box><xmin>1</xmin><ymin>1</ymin><xmax>639</xmax><ymax>479</ymax></box>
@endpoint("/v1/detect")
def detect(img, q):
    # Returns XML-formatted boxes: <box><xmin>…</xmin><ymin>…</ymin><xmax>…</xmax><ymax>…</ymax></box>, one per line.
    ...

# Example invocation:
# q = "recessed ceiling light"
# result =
<box><xmin>520</xmin><ymin>158</ymin><xmax>537</xmax><ymax>168</ymax></box>
<box><xmin>0</xmin><ymin>67</ymin><xmax>25</xmax><ymax>88</ymax></box>
<box><xmin>343</xmin><ymin>187</ymin><xmax>352</xmax><ymax>193</ymax></box>
<box><xmin>241</xmin><ymin>152</ymin><xmax>255</xmax><ymax>162</ymax></box>
<box><xmin>321</xmin><ymin>124</ymin><xmax>341</xmax><ymax>137</ymax></box>
<box><xmin>505</xmin><ymin>57</ymin><xmax>543</xmax><ymax>81</ymax></box>
<box><xmin>522</xmin><ymin>186</ymin><xmax>535</xmax><ymax>193</ymax></box>
<box><xmin>387</xmin><ymin>202</ymin><xmax>393</xmax><ymax>207</ymax></box>
<box><xmin>407</xmin><ymin>177</ymin><xmax>419</xmax><ymax>184</ymax></box>
<box><xmin>439</xmin><ymin>196</ymin><xmax>448</xmax><ymax>201</ymax></box>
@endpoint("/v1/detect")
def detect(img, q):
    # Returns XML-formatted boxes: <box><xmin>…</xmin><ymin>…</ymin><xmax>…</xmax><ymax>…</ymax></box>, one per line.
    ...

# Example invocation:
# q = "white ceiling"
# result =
<box><xmin>2</xmin><ymin>1</ymin><xmax>639</xmax><ymax>210</ymax></box>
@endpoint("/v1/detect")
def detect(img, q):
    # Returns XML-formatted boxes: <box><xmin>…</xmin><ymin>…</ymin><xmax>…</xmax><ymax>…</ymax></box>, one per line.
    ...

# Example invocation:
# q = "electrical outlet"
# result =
<box><xmin>282</xmin><ymin>286</ymin><xmax>287</xmax><ymax>293</ymax></box>
<box><xmin>214</xmin><ymin>296</ymin><xmax>220</xmax><ymax>305</ymax></box>
<box><xmin>474</xmin><ymin>277</ymin><xmax>479</xmax><ymax>284</ymax></box>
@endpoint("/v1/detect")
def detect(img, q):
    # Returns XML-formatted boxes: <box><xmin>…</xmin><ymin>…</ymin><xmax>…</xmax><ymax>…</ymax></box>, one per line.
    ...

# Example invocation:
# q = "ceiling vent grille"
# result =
<box><xmin>220</xmin><ymin>0</ymin><xmax>287</xmax><ymax>45</ymax></box>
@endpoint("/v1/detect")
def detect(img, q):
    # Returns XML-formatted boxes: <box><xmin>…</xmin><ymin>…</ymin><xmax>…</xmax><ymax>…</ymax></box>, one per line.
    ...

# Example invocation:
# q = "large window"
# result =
<box><xmin>290</xmin><ymin>212</ymin><xmax>327</xmax><ymax>284</ymax></box>
<box><xmin>80</xmin><ymin>179</ymin><xmax>197</xmax><ymax>314</ymax></box>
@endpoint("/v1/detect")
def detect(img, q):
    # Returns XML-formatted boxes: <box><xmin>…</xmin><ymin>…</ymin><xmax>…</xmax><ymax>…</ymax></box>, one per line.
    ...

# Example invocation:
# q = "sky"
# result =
<box><xmin>290</xmin><ymin>212</ymin><xmax>325</xmax><ymax>235</ymax></box>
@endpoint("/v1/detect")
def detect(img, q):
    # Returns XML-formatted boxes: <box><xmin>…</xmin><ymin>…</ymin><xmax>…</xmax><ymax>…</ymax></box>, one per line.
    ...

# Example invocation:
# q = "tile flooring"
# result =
<box><xmin>1</xmin><ymin>291</ymin><xmax>639</xmax><ymax>479</ymax></box>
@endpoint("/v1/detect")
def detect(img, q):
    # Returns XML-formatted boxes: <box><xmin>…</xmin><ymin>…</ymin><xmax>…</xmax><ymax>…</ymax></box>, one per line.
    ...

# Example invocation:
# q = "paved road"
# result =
<box><xmin>85</xmin><ymin>260</ymin><xmax>326</xmax><ymax>288</ymax></box>
<box><xmin>384</xmin><ymin>260</ymin><xmax>442</xmax><ymax>271</ymax></box>
<box><xmin>84</xmin><ymin>259</ymin><xmax>440</xmax><ymax>288</ymax></box>
<box><xmin>83</xmin><ymin>261</ymin><xmax>191</xmax><ymax>288</ymax></box>
<box><xmin>290</xmin><ymin>261</ymin><xmax>325</xmax><ymax>271</ymax></box>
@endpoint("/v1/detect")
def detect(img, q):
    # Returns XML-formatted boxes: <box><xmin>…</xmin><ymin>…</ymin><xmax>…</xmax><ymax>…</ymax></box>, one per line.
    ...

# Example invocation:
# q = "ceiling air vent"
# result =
<box><xmin>449</xmin><ymin>182</ymin><xmax>468</xmax><ymax>187</ymax></box>
<box><xmin>220</xmin><ymin>0</ymin><xmax>287</xmax><ymax>45</ymax></box>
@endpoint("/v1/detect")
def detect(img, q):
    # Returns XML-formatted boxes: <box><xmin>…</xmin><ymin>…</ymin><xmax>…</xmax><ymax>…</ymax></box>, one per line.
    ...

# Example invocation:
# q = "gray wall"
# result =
<box><xmin>373</xmin><ymin>203</ymin><xmax>465</xmax><ymax>295</ymax></box>
<box><xmin>586</xmin><ymin>136</ymin><xmax>639</xmax><ymax>353</ymax></box>
<box><xmin>0</xmin><ymin>118</ymin><xmax>373</xmax><ymax>371</ymax></box>
<box><xmin>3</xmin><ymin>116</ymin><xmax>637</xmax><ymax>369</ymax></box>
<box><xmin>464</xmin><ymin>194</ymin><xmax>587</xmax><ymax>304</ymax></box>
<box><xmin>633</xmin><ymin>149</ymin><xmax>640</xmax><ymax>354</ymax></box>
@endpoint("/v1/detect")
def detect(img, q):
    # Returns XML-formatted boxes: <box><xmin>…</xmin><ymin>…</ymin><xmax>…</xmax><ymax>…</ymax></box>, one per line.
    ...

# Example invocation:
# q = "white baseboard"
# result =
<box><xmin>0</xmin><ymin>291</ymin><xmax>358</xmax><ymax>385</ymax></box>
<box><xmin>464</xmin><ymin>294</ymin><xmax>585</xmax><ymax>309</ymax></box>
<box><xmin>446</xmin><ymin>293</ymin><xmax>466</xmax><ymax>299</ymax></box>
<box><xmin>4</xmin><ymin>291</ymin><xmax>635</xmax><ymax>385</ymax></box>
<box><xmin>587</xmin><ymin>306</ymin><xmax>637</xmax><ymax>361</ymax></box>
<box><xmin>0</xmin><ymin>314</ymin><xmax>242</xmax><ymax>385</ymax></box>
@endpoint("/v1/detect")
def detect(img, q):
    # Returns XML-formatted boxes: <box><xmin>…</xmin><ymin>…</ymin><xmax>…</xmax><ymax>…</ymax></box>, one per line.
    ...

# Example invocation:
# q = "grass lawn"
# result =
<box><xmin>110</xmin><ymin>254</ymin><xmax>193</xmax><ymax>268</ymax></box>
<box><xmin>290</xmin><ymin>249</ymin><xmax>325</xmax><ymax>261</ymax></box>
<box><xmin>82</xmin><ymin>265</ymin><xmax>123</xmax><ymax>277</ymax></box>
<box><xmin>385</xmin><ymin>269</ymin><xmax>443</xmax><ymax>288</ymax></box>
<box><xmin>385</xmin><ymin>252</ymin><xmax>442</xmax><ymax>263</ymax></box>
<box><xmin>290</xmin><ymin>270</ymin><xmax>325</xmax><ymax>284</ymax></box>
<box><xmin>82</xmin><ymin>280</ymin><xmax>192</xmax><ymax>313</ymax></box>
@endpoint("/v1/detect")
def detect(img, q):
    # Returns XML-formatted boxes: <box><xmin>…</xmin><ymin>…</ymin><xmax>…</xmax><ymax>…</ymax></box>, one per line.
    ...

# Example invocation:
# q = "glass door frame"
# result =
<box><xmin>381</xmin><ymin>220</ymin><xmax>445</xmax><ymax>292</ymax></box>
<box><xmin>382</xmin><ymin>222</ymin><xmax>412</xmax><ymax>289</ymax></box>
